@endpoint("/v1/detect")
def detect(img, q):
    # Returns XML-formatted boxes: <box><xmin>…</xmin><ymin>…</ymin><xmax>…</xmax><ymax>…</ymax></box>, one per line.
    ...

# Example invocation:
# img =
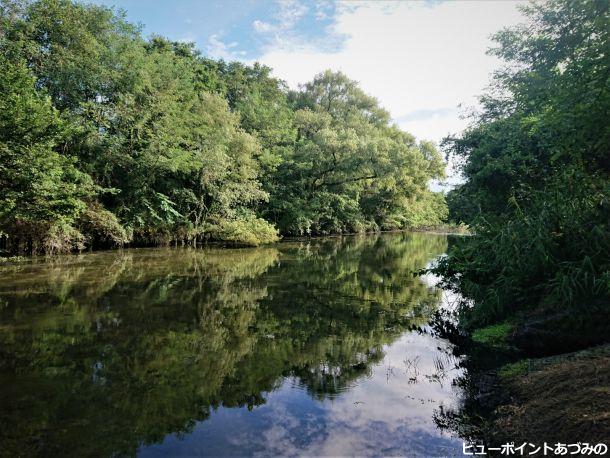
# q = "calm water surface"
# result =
<box><xmin>0</xmin><ymin>233</ymin><xmax>464</xmax><ymax>456</ymax></box>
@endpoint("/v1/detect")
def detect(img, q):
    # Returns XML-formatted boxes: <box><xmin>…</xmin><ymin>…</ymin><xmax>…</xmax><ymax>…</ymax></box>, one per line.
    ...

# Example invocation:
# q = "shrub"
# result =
<box><xmin>79</xmin><ymin>202</ymin><xmax>131</xmax><ymax>247</ymax></box>
<box><xmin>209</xmin><ymin>216</ymin><xmax>279</xmax><ymax>246</ymax></box>
<box><xmin>435</xmin><ymin>169</ymin><xmax>610</xmax><ymax>327</ymax></box>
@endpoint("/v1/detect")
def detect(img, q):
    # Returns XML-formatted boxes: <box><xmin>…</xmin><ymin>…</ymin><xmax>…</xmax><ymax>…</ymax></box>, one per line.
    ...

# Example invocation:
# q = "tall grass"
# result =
<box><xmin>434</xmin><ymin>168</ymin><xmax>610</xmax><ymax>327</ymax></box>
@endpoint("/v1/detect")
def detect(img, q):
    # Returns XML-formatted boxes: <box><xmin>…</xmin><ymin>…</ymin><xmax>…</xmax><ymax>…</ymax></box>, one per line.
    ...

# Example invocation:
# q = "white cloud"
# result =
<box><xmin>251</xmin><ymin>0</ymin><xmax>318</xmax><ymax>52</ymax></box>
<box><xmin>253</xmin><ymin>19</ymin><xmax>273</xmax><ymax>33</ymax></box>
<box><xmin>255</xmin><ymin>0</ymin><xmax>526</xmax><ymax>146</ymax></box>
<box><xmin>252</xmin><ymin>0</ymin><xmax>309</xmax><ymax>34</ymax></box>
<box><xmin>206</xmin><ymin>34</ymin><xmax>241</xmax><ymax>60</ymax></box>
<box><xmin>274</xmin><ymin>0</ymin><xmax>309</xmax><ymax>30</ymax></box>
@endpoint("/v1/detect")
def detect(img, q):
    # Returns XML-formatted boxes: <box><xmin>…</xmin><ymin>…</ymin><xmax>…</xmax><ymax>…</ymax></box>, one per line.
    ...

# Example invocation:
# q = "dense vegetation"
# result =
<box><xmin>438</xmin><ymin>0</ymin><xmax>609</xmax><ymax>329</ymax></box>
<box><xmin>0</xmin><ymin>0</ymin><xmax>447</xmax><ymax>254</ymax></box>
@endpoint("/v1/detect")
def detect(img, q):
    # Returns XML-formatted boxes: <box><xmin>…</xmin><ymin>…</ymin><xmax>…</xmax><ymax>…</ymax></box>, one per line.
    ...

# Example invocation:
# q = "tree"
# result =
<box><xmin>437</xmin><ymin>0</ymin><xmax>610</xmax><ymax>326</ymax></box>
<box><xmin>1</xmin><ymin>0</ymin><xmax>277</xmax><ymax>248</ymax></box>
<box><xmin>0</xmin><ymin>0</ymin><xmax>447</xmax><ymax>253</ymax></box>
<box><xmin>269</xmin><ymin>71</ymin><xmax>446</xmax><ymax>235</ymax></box>
<box><xmin>0</xmin><ymin>54</ymin><xmax>94</xmax><ymax>253</ymax></box>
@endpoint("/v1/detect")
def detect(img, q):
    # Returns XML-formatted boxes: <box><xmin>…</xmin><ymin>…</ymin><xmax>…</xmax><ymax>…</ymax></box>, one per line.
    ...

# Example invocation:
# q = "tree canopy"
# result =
<box><xmin>0</xmin><ymin>0</ymin><xmax>447</xmax><ymax>254</ymax></box>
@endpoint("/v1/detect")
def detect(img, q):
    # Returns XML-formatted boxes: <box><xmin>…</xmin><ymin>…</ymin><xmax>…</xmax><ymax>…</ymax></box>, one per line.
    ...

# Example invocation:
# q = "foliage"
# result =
<box><xmin>0</xmin><ymin>54</ymin><xmax>94</xmax><ymax>254</ymax></box>
<box><xmin>471</xmin><ymin>322</ymin><xmax>513</xmax><ymax>348</ymax></box>
<box><xmin>437</xmin><ymin>0</ymin><xmax>610</xmax><ymax>327</ymax></box>
<box><xmin>78</xmin><ymin>202</ymin><xmax>131</xmax><ymax>247</ymax></box>
<box><xmin>497</xmin><ymin>359</ymin><xmax>529</xmax><ymax>379</ymax></box>
<box><xmin>208</xmin><ymin>214</ymin><xmax>280</xmax><ymax>246</ymax></box>
<box><xmin>441</xmin><ymin>170</ymin><xmax>609</xmax><ymax>326</ymax></box>
<box><xmin>0</xmin><ymin>0</ymin><xmax>446</xmax><ymax>254</ymax></box>
<box><xmin>269</xmin><ymin>71</ymin><xmax>447</xmax><ymax>235</ymax></box>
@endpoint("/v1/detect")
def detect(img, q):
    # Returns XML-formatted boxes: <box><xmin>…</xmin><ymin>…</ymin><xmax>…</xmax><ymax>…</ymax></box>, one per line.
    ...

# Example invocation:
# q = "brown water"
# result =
<box><xmin>0</xmin><ymin>232</ymin><xmax>464</xmax><ymax>456</ymax></box>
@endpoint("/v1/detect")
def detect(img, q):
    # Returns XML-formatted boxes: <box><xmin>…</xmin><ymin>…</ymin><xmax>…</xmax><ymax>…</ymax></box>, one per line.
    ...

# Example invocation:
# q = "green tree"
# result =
<box><xmin>0</xmin><ymin>54</ymin><xmax>94</xmax><ymax>253</ymax></box>
<box><xmin>269</xmin><ymin>71</ymin><xmax>446</xmax><ymax>234</ymax></box>
<box><xmin>437</xmin><ymin>0</ymin><xmax>610</xmax><ymax>326</ymax></box>
<box><xmin>97</xmin><ymin>41</ymin><xmax>275</xmax><ymax>244</ymax></box>
<box><xmin>0</xmin><ymin>0</ymin><xmax>447</xmax><ymax>253</ymax></box>
<box><xmin>1</xmin><ymin>0</ymin><xmax>277</xmax><ymax>248</ymax></box>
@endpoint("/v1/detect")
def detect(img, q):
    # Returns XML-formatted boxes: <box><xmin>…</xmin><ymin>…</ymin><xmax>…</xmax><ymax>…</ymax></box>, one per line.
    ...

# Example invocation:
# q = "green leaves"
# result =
<box><xmin>269</xmin><ymin>71</ymin><xmax>447</xmax><ymax>235</ymax></box>
<box><xmin>439</xmin><ymin>0</ymin><xmax>610</xmax><ymax>326</ymax></box>
<box><xmin>1</xmin><ymin>0</ymin><xmax>448</xmax><ymax>253</ymax></box>
<box><xmin>0</xmin><ymin>54</ymin><xmax>94</xmax><ymax>253</ymax></box>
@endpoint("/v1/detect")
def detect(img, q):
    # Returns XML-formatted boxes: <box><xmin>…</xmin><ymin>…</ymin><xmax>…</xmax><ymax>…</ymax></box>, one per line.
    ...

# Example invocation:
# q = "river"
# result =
<box><xmin>0</xmin><ymin>232</ymin><xmax>465</xmax><ymax>456</ymax></box>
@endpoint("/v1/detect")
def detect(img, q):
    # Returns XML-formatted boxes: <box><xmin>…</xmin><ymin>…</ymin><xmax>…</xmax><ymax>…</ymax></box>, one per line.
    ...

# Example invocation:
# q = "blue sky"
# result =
<box><xmin>93</xmin><ymin>0</ymin><xmax>345</xmax><ymax>59</ymax></box>
<box><xmin>89</xmin><ymin>0</ymin><xmax>526</xmax><ymax>184</ymax></box>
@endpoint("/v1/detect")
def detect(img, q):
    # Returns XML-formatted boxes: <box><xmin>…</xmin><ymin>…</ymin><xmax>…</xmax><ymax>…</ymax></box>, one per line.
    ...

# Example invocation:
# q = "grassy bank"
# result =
<box><xmin>491</xmin><ymin>345</ymin><xmax>610</xmax><ymax>447</ymax></box>
<box><xmin>438</xmin><ymin>320</ymin><xmax>610</xmax><ymax>450</ymax></box>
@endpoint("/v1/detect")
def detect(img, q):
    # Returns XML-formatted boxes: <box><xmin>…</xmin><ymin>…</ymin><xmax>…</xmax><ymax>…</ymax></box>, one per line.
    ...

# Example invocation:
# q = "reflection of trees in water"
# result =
<box><xmin>0</xmin><ymin>233</ymin><xmax>447</xmax><ymax>456</ymax></box>
<box><xmin>257</xmin><ymin>233</ymin><xmax>448</xmax><ymax>399</ymax></box>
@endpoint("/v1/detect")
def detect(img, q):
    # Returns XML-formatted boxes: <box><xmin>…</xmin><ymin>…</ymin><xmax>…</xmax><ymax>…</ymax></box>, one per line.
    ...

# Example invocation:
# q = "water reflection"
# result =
<box><xmin>0</xmin><ymin>233</ymin><xmax>464</xmax><ymax>456</ymax></box>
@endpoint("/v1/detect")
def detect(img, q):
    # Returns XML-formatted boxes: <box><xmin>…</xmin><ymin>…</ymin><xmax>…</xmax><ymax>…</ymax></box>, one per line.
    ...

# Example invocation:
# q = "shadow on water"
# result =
<box><xmin>0</xmin><ymin>232</ymin><xmax>468</xmax><ymax>456</ymax></box>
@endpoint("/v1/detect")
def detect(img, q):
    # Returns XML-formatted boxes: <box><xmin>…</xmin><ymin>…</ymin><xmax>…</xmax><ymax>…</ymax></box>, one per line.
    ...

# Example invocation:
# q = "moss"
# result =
<box><xmin>498</xmin><ymin>359</ymin><xmax>529</xmax><ymax>379</ymax></box>
<box><xmin>472</xmin><ymin>322</ymin><xmax>513</xmax><ymax>348</ymax></box>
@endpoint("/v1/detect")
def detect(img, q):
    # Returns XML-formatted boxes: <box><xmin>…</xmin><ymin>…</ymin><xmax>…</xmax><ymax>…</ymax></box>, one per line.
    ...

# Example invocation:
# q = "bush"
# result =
<box><xmin>44</xmin><ymin>221</ymin><xmax>86</xmax><ymax>254</ymax></box>
<box><xmin>209</xmin><ymin>216</ymin><xmax>279</xmax><ymax>246</ymax></box>
<box><xmin>435</xmin><ymin>169</ymin><xmax>610</xmax><ymax>327</ymax></box>
<box><xmin>79</xmin><ymin>202</ymin><xmax>131</xmax><ymax>247</ymax></box>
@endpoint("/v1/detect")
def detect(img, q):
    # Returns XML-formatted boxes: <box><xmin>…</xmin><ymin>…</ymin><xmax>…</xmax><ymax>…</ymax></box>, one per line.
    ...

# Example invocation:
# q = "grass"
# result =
<box><xmin>498</xmin><ymin>359</ymin><xmax>529</xmax><ymax>379</ymax></box>
<box><xmin>471</xmin><ymin>322</ymin><xmax>513</xmax><ymax>348</ymax></box>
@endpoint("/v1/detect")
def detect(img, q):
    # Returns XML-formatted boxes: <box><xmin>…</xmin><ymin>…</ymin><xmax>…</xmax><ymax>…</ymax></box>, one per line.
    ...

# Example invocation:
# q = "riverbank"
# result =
<box><xmin>0</xmin><ymin>226</ymin><xmax>469</xmax><ymax>262</ymax></box>
<box><xmin>490</xmin><ymin>344</ymin><xmax>610</xmax><ymax>447</ymax></box>
<box><xmin>444</xmin><ymin>320</ymin><xmax>610</xmax><ymax>452</ymax></box>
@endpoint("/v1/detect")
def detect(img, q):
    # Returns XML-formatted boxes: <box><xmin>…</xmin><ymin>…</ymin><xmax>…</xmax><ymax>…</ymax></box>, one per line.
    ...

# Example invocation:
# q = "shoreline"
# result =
<box><xmin>442</xmin><ymin>324</ymin><xmax>610</xmax><ymax>451</ymax></box>
<box><xmin>0</xmin><ymin>227</ymin><xmax>467</xmax><ymax>262</ymax></box>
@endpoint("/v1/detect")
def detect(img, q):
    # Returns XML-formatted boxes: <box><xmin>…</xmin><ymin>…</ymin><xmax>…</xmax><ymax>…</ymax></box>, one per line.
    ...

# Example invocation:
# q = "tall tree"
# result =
<box><xmin>0</xmin><ymin>55</ymin><xmax>94</xmax><ymax>253</ymax></box>
<box><xmin>438</xmin><ymin>0</ymin><xmax>610</xmax><ymax>326</ymax></box>
<box><xmin>269</xmin><ymin>71</ymin><xmax>446</xmax><ymax>235</ymax></box>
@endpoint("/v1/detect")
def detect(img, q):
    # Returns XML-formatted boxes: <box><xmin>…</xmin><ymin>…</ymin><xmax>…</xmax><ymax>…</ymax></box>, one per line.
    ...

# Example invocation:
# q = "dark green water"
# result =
<box><xmin>0</xmin><ymin>232</ymin><xmax>464</xmax><ymax>457</ymax></box>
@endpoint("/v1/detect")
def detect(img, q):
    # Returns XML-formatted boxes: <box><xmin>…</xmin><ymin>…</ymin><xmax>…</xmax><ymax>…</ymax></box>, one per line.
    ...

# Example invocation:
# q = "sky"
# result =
<box><xmin>92</xmin><ymin>0</ymin><xmax>527</xmax><ymax>184</ymax></box>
